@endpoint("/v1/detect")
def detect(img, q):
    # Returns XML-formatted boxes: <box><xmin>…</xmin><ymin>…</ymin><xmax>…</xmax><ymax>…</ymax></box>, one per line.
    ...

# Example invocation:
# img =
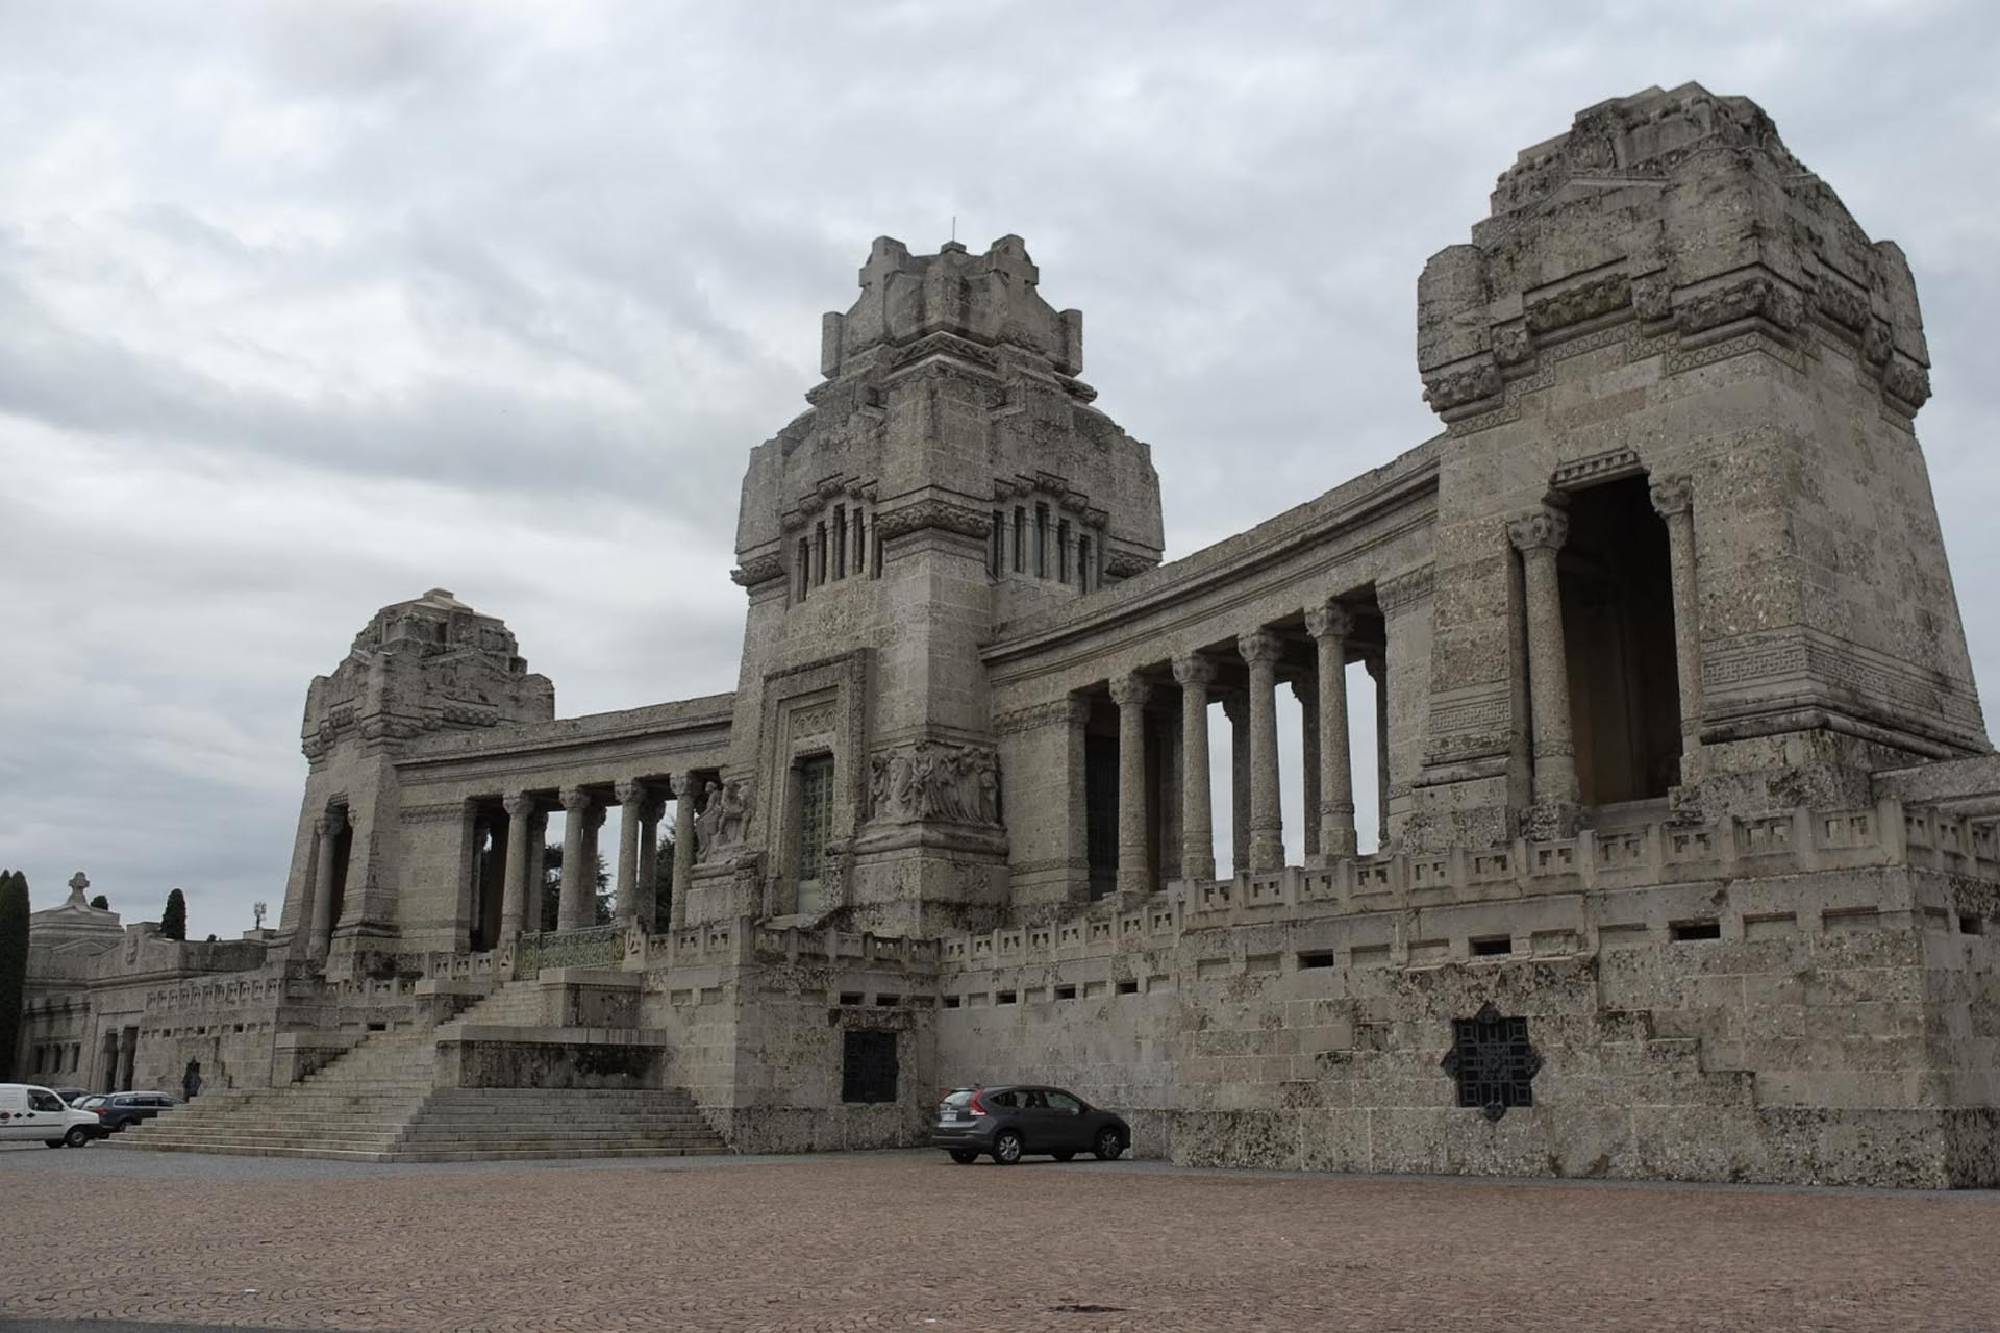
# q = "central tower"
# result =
<box><xmin>692</xmin><ymin>235</ymin><xmax>1164</xmax><ymax>934</ymax></box>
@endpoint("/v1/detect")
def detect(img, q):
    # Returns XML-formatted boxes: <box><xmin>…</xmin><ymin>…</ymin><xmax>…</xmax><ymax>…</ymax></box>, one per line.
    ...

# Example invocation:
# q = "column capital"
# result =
<box><xmin>614</xmin><ymin>779</ymin><xmax>648</xmax><ymax>807</ymax></box>
<box><xmin>1303</xmin><ymin>601</ymin><xmax>1355</xmax><ymax>641</ymax></box>
<box><xmin>1649</xmin><ymin>473</ymin><xmax>1694</xmax><ymax>518</ymax></box>
<box><xmin>1171</xmin><ymin>654</ymin><xmax>1216</xmax><ymax>689</ymax></box>
<box><xmin>1237</xmin><ymin>628</ymin><xmax>1284</xmax><ymax>667</ymax></box>
<box><xmin>316</xmin><ymin>807</ymin><xmax>347</xmax><ymax>837</ymax></box>
<box><xmin>559</xmin><ymin>786</ymin><xmax>593</xmax><ymax>812</ymax></box>
<box><xmin>501</xmin><ymin>792</ymin><xmax>535</xmax><ymax>819</ymax></box>
<box><xmin>1506</xmin><ymin>502</ymin><xmax>1569</xmax><ymax>553</ymax></box>
<box><xmin>1108</xmin><ymin>673</ymin><xmax>1152</xmax><ymax>708</ymax></box>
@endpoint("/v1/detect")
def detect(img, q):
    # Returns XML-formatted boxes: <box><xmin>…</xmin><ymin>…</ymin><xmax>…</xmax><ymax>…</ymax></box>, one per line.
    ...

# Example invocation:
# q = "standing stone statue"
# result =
<box><xmin>252</xmin><ymin>901</ymin><xmax>267</xmax><ymax>930</ymax></box>
<box><xmin>181</xmin><ymin>1059</ymin><xmax>202</xmax><ymax>1102</ymax></box>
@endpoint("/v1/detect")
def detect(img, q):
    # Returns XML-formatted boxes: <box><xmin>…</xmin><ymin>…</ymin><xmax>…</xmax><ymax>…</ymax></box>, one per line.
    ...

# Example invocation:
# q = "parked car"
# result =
<box><xmin>91</xmin><ymin>1091</ymin><xmax>179</xmax><ymax>1133</ymax></box>
<box><xmin>0</xmin><ymin>1083</ymin><xmax>101</xmax><ymax>1148</ymax></box>
<box><xmin>932</xmin><ymin>1084</ymin><xmax>1130</xmax><ymax>1165</ymax></box>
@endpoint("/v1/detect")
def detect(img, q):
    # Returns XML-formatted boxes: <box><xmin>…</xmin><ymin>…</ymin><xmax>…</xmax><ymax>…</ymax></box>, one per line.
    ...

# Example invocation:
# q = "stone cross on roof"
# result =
<box><xmin>66</xmin><ymin>871</ymin><xmax>89</xmax><ymax>905</ymax></box>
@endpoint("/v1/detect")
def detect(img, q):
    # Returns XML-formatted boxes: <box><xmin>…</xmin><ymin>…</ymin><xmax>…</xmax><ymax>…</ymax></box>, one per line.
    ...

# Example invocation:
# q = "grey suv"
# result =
<box><xmin>931</xmin><ymin>1084</ymin><xmax>1130</xmax><ymax>1165</ymax></box>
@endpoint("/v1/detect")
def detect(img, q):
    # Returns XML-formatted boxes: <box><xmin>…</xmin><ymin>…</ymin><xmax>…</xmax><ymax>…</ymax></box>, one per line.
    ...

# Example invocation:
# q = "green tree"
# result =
<box><xmin>0</xmin><ymin>871</ymin><xmax>29</xmax><ymax>1082</ymax></box>
<box><xmin>650</xmin><ymin>829</ymin><xmax>676</xmax><ymax>930</ymax></box>
<box><xmin>89</xmin><ymin>894</ymin><xmax>108</xmax><ymax>911</ymax></box>
<box><xmin>160</xmin><ymin>886</ymin><xmax>187</xmax><ymax>941</ymax></box>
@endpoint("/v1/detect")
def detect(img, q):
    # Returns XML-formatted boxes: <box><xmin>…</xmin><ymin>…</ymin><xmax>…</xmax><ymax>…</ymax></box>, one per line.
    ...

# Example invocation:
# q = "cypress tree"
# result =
<box><xmin>160</xmin><ymin>886</ymin><xmax>187</xmax><ymax>941</ymax></box>
<box><xmin>0</xmin><ymin>871</ymin><xmax>29</xmax><ymax>1082</ymax></box>
<box><xmin>89</xmin><ymin>894</ymin><xmax>108</xmax><ymax>910</ymax></box>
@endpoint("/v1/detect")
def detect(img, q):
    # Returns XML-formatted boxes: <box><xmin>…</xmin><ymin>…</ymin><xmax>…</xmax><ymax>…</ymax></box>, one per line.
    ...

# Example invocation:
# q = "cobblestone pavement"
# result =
<box><xmin>3</xmin><ymin>1147</ymin><xmax>1996</xmax><ymax>1332</ymax></box>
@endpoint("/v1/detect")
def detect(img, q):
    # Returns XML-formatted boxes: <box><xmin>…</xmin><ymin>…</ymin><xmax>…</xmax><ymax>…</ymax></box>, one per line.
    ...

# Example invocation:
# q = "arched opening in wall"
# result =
<box><xmin>1558</xmin><ymin>476</ymin><xmax>1682</xmax><ymax>807</ymax></box>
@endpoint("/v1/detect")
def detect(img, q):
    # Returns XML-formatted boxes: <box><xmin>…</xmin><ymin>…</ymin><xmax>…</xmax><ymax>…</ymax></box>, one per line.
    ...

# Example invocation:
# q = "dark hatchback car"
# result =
<box><xmin>90</xmin><ymin>1091</ymin><xmax>179</xmax><ymax>1133</ymax></box>
<box><xmin>932</xmin><ymin>1085</ymin><xmax>1129</xmax><ymax>1165</ymax></box>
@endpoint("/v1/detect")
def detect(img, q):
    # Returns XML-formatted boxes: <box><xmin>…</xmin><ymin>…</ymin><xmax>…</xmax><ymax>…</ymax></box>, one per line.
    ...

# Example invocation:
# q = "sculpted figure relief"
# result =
<box><xmin>695</xmin><ymin>778</ymin><xmax>753</xmax><ymax>864</ymax></box>
<box><xmin>868</xmin><ymin>742</ymin><xmax>999</xmax><ymax>825</ymax></box>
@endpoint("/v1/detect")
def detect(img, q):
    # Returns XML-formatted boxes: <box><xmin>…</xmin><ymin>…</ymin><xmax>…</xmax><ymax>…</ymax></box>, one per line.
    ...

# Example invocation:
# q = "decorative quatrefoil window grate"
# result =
<box><xmin>1441</xmin><ymin>1001</ymin><xmax>1542</xmax><ymax>1121</ymax></box>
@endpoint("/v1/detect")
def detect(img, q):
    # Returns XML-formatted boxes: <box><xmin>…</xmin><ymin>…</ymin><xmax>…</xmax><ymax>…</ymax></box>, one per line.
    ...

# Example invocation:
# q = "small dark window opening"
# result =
<box><xmin>997</xmin><ymin>990</ymin><xmax>1018</xmax><ymax>1005</ymax></box>
<box><xmin>796</xmin><ymin>537</ymin><xmax>810</xmax><ymax>601</ymax></box>
<box><xmin>1443</xmin><ymin>1002</ymin><xmax>1540</xmax><ymax>1121</ymax></box>
<box><xmin>1035</xmin><ymin>503</ymin><xmax>1050</xmax><ymax>577</ymax></box>
<box><xmin>874</xmin><ymin>994</ymin><xmax>900</xmax><ymax>1007</ymax></box>
<box><xmin>1079</xmin><ymin>535</ymin><xmax>1093</xmax><ymax>590</ymax></box>
<box><xmin>1116</xmin><ymin>979</ymin><xmax>1139</xmax><ymax>996</ymax></box>
<box><xmin>1054</xmin><ymin>983</ymin><xmax>1078</xmax><ymax>1000</ymax></box>
<box><xmin>1058</xmin><ymin>519</ymin><xmax>1072</xmax><ymax>582</ymax></box>
<box><xmin>1670</xmin><ymin>920</ymin><xmax>1722</xmax><ymax>942</ymax></box>
<box><xmin>841</xmin><ymin>1029</ymin><xmax>899</xmax><ymax>1104</ymax></box>
<box><xmin>1960</xmin><ymin>914</ymin><xmax>1985</xmax><ymax>936</ymax></box>
<box><xmin>872</xmin><ymin>530</ymin><xmax>883</xmax><ymax>577</ymax></box>
<box><xmin>838</xmin><ymin>991</ymin><xmax>864</xmax><ymax>1006</ymax></box>
<box><xmin>1470</xmin><ymin>936</ymin><xmax>1512</xmax><ymax>957</ymax></box>
<box><xmin>1013</xmin><ymin>507</ymin><xmax>1026</xmax><ymax>572</ymax></box>
<box><xmin>990</xmin><ymin>510</ymin><xmax>1003</xmax><ymax>576</ymax></box>
<box><xmin>853</xmin><ymin>508</ymin><xmax>867</xmax><ymax>574</ymax></box>
<box><xmin>367</xmin><ymin>1022</ymin><xmax>387</xmax><ymax>1032</ymax></box>
<box><xmin>1298</xmin><ymin>950</ymin><xmax>1335</xmax><ymax>970</ymax></box>
<box><xmin>943</xmin><ymin>995</ymin><xmax>962</xmax><ymax>1009</ymax></box>
<box><xmin>833</xmin><ymin>506</ymin><xmax>848</xmax><ymax>579</ymax></box>
<box><xmin>814</xmin><ymin>523</ymin><xmax>828</xmax><ymax>586</ymax></box>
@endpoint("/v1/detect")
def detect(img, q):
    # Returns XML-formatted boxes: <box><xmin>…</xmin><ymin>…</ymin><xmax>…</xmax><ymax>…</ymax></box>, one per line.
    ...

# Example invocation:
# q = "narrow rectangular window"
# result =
<box><xmin>1079</xmin><ymin>535</ymin><xmax>1093</xmax><ymax>591</ymax></box>
<box><xmin>1035</xmin><ymin>503</ymin><xmax>1049</xmax><ymax>577</ymax></box>
<box><xmin>872</xmin><ymin>530</ymin><xmax>882</xmax><ymax>577</ymax></box>
<box><xmin>795</xmin><ymin>754</ymin><xmax>835</xmax><ymax>913</ymax></box>
<box><xmin>854</xmin><ymin>509</ymin><xmax>867</xmax><ymax>574</ymax></box>
<box><xmin>990</xmin><ymin>510</ymin><xmax>1003</xmax><ymax>576</ymax></box>
<box><xmin>833</xmin><ymin>506</ymin><xmax>848</xmax><ymax>579</ymax></box>
<box><xmin>797</xmin><ymin>537</ymin><xmax>810</xmax><ymax>601</ymax></box>
<box><xmin>814</xmin><ymin>523</ymin><xmax>828</xmax><ymax>586</ymax></box>
<box><xmin>1013</xmin><ymin>507</ymin><xmax>1026</xmax><ymax>572</ymax></box>
<box><xmin>1057</xmin><ymin>519</ymin><xmax>1071</xmax><ymax>582</ymax></box>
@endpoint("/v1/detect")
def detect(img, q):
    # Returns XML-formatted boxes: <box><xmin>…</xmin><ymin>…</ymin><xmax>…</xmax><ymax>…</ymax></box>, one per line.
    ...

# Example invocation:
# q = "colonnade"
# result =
<box><xmin>1093</xmin><ymin>592</ymin><xmax>1390</xmax><ymax>898</ymax></box>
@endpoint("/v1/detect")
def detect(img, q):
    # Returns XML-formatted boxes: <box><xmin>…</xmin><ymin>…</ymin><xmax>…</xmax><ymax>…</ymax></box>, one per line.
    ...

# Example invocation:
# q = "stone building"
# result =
<box><xmin>19</xmin><ymin>84</ymin><xmax>2000</xmax><ymax>1183</ymax></box>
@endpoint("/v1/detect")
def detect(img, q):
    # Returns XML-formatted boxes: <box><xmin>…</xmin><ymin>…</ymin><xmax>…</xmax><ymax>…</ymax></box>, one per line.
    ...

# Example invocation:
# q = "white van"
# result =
<box><xmin>0</xmin><ymin>1083</ymin><xmax>101</xmax><ymax>1148</ymax></box>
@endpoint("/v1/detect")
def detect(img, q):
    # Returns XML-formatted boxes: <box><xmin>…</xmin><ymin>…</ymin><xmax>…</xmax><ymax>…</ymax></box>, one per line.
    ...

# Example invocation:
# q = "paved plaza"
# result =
<box><xmin>1</xmin><ymin>1148</ymin><xmax>1995</xmax><ymax>1331</ymax></box>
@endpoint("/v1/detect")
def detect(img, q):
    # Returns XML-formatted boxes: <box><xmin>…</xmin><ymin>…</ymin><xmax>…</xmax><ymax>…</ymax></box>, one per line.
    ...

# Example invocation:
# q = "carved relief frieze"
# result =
<box><xmin>867</xmin><ymin>741</ymin><xmax>1000</xmax><ymax>826</ymax></box>
<box><xmin>731</xmin><ymin>553</ymin><xmax>785</xmax><ymax>587</ymax></box>
<box><xmin>1376</xmin><ymin>565</ymin><xmax>1436</xmax><ymax>617</ymax></box>
<box><xmin>1674</xmin><ymin>275</ymin><xmax>1804</xmax><ymax>338</ymax></box>
<box><xmin>874</xmin><ymin>498</ymin><xmax>991</xmax><ymax>541</ymax></box>
<box><xmin>995</xmin><ymin>697</ymin><xmax>1091</xmax><ymax>736</ymax></box>
<box><xmin>1552</xmin><ymin>446</ymin><xmax>1643</xmax><ymax>490</ymax></box>
<box><xmin>399</xmin><ymin>802</ymin><xmax>466</xmax><ymax>827</ymax></box>
<box><xmin>1423</xmin><ymin>356</ymin><xmax>1503</xmax><ymax>413</ymax></box>
<box><xmin>1524</xmin><ymin>272</ymin><xmax>1630</xmax><ymax>336</ymax></box>
<box><xmin>693</xmin><ymin>777</ymin><xmax>754</xmax><ymax>864</ymax></box>
<box><xmin>1102</xmin><ymin>548</ymin><xmax>1157</xmax><ymax>579</ymax></box>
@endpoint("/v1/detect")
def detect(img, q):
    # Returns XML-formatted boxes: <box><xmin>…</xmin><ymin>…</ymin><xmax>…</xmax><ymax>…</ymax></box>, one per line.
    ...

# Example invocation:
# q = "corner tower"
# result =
<box><xmin>701</xmin><ymin>236</ymin><xmax>1163</xmax><ymax>934</ymax></box>
<box><xmin>1409</xmin><ymin>84</ymin><xmax>1985</xmax><ymax>847</ymax></box>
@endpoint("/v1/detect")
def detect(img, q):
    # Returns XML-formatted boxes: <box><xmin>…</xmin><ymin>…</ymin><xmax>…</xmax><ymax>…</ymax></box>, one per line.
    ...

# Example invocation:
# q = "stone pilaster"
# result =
<box><xmin>1109</xmin><ymin>673</ymin><xmax>1153</xmax><ymax>899</ymax></box>
<box><xmin>499</xmin><ymin>794</ymin><xmax>533</xmax><ymax>938</ymax></box>
<box><xmin>637</xmin><ymin>793</ymin><xmax>662</xmax><ymax>932</ymax></box>
<box><xmin>1172</xmin><ymin>655</ymin><xmax>1218</xmax><ymax>882</ymax></box>
<box><xmin>524</xmin><ymin>810</ymin><xmax>549</xmax><ymax>932</ymax></box>
<box><xmin>1507</xmin><ymin>501</ymin><xmax>1579</xmax><ymax>832</ymax></box>
<box><xmin>1238</xmin><ymin>629</ymin><xmax>1285</xmax><ymax>874</ymax></box>
<box><xmin>310</xmin><ymin>807</ymin><xmax>345</xmax><ymax>958</ymax></box>
<box><xmin>557</xmin><ymin>786</ymin><xmax>595</xmax><ymax>931</ymax></box>
<box><xmin>1292</xmin><ymin>676</ymin><xmax>1321</xmax><ymax>861</ymax></box>
<box><xmin>1651</xmin><ymin>474</ymin><xmax>1705</xmax><ymax>785</ymax></box>
<box><xmin>1305</xmin><ymin>601</ymin><xmax>1358</xmax><ymax>859</ymax></box>
<box><xmin>1222</xmin><ymin>689</ymin><xmax>1249</xmax><ymax>872</ymax></box>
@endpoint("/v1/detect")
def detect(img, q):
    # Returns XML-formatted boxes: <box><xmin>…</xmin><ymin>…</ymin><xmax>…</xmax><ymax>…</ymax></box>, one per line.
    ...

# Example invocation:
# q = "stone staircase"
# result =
<box><xmin>112</xmin><ymin>980</ymin><xmax>729</xmax><ymax>1162</ymax></box>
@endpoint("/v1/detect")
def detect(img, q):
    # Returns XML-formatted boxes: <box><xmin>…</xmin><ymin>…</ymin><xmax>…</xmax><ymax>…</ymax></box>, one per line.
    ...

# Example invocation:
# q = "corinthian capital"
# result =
<box><xmin>501</xmin><ymin>793</ymin><xmax>535</xmax><ymax>820</ymax></box>
<box><xmin>1304</xmin><ymin>600</ymin><xmax>1355</xmax><ymax>642</ymax></box>
<box><xmin>560</xmin><ymin>785</ymin><xmax>593</xmax><ymax>813</ymax></box>
<box><xmin>1108</xmin><ymin>673</ymin><xmax>1152</xmax><ymax>709</ymax></box>
<box><xmin>1171</xmin><ymin>654</ymin><xmax>1216</xmax><ymax>689</ymax></box>
<box><xmin>1506</xmin><ymin>503</ymin><xmax>1569</xmax><ymax>554</ymax></box>
<box><xmin>1649</xmin><ymin>474</ymin><xmax>1693</xmax><ymax>518</ymax></box>
<box><xmin>1237</xmin><ymin>628</ymin><xmax>1284</xmax><ymax>667</ymax></box>
<box><xmin>614</xmin><ymin>779</ymin><xmax>649</xmax><ymax>809</ymax></box>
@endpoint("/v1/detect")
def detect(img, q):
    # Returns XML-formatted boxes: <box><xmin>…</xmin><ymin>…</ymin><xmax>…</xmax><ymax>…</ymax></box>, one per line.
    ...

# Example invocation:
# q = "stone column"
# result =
<box><xmin>1222</xmin><ymin>690</ymin><xmax>1249</xmax><ymax>873</ymax></box>
<box><xmin>1172</xmin><ymin>655</ymin><xmax>1217</xmax><ymax>882</ymax></box>
<box><xmin>1238</xmin><ymin>629</ymin><xmax>1285</xmax><ymax>873</ymax></box>
<box><xmin>499</xmin><ymin>795</ymin><xmax>533</xmax><ymax>938</ymax></box>
<box><xmin>1292</xmin><ymin>676</ymin><xmax>1322</xmax><ymax>861</ymax></box>
<box><xmin>1109</xmin><ymin>673</ymin><xmax>1153</xmax><ymax>899</ymax></box>
<box><xmin>1305</xmin><ymin>601</ymin><xmax>1358</xmax><ymax>859</ymax></box>
<box><xmin>1650</xmin><ymin>474</ymin><xmax>1704</xmax><ymax>783</ymax></box>
<box><xmin>670</xmin><ymin>775</ymin><xmax>698</xmax><ymax>931</ymax></box>
<box><xmin>638</xmin><ymin>793</ymin><xmax>662</xmax><ymax>933</ymax></box>
<box><xmin>309</xmin><ymin>807</ymin><xmax>345</xmax><ymax>958</ymax></box>
<box><xmin>117</xmin><ymin>1028</ymin><xmax>136</xmax><ymax>1090</ymax></box>
<box><xmin>614</xmin><ymin>780</ymin><xmax>647</xmax><ymax>923</ymax></box>
<box><xmin>1507</xmin><ymin>502</ymin><xmax>1580</xmax><ymax>821</ymax></box>
<box><xmin>524</xmin><ymin>810</ymin><xmax>549</xmax><ymax>933</ymax></box>
<box><xmin>1368</xmin><ymin>654</ymin><xmax>1390</xmax><ymax>848</ymax></box>
<box><xmin>557</xmin><ymin>786</ymin><xmax>595</xmax><ymax>931</ymax></box>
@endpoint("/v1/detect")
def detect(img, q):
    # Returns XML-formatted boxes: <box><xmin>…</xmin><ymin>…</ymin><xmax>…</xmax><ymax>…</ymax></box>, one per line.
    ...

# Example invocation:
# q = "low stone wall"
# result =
<box><xmin>432</xmin><ymin>1027</ymin><xmax>670</xmax><ymax>1090</ymax></box>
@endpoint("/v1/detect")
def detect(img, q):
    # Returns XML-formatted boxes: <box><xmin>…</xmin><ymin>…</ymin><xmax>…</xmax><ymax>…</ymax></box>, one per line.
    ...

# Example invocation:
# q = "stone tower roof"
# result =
<box><xmin>349</xmin><ymin>587</ymin><xmax>527</xmax><ymax>672</ymax></box>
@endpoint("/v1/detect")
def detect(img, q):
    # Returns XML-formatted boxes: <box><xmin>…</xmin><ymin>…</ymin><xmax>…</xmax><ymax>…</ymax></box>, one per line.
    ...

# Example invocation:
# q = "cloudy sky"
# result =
<box><xmin>3</xmin><ymin>1</ymin><xmax>1997</xmax><ymax>937</ymax></box>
